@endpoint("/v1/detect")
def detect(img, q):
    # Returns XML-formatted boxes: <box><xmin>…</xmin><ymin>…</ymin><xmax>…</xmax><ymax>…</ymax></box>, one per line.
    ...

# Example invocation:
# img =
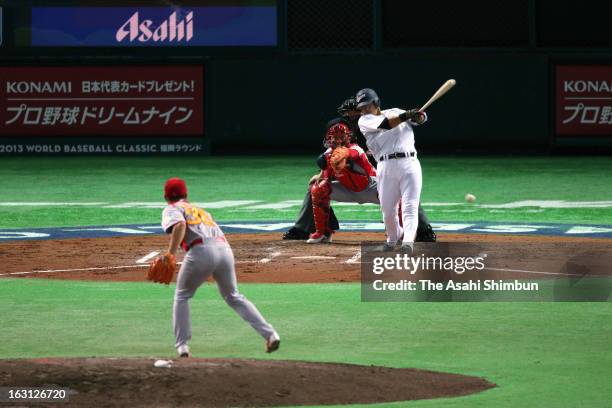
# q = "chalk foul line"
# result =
<box><xmin>136</xmin><ymin>251</ymin><xmax>160</xmax><ymax>264</ymax></box>
<box><xmin>0</xmin><ymin>264</ymin><xmax>149</xmax><ymax>277</ymax></box>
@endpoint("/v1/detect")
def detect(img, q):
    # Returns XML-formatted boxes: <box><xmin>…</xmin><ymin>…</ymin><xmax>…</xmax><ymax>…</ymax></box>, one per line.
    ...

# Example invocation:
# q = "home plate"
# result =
<box><xmin>290</xmin><ymin>256</ymin><xmax>337</xmax><ymax>260</ymax></box>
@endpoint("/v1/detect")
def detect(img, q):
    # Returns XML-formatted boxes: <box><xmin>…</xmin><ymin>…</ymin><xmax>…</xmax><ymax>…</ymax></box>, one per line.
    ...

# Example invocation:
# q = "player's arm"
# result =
<box><xmin>378</xmin><ymin>110</ymin><xmax>428</xmax><ymax>130</ymax></box>
<box><xmin>167</xmin><ymin>221</ymin><xmax>186</xmax><ymax>255</ymax></box>
<box><xmin>315</xmin><ymin>152</ymin><xmax>334</xmax><ymax>178</ymax></box>
<box><xmin>309</xmin><ymin>170</ymin><xmax>324</xmax><ymax>184</ymax></box>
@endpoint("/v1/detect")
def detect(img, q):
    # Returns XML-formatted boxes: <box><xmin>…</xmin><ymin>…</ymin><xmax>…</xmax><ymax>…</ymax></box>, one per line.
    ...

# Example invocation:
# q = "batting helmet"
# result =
<box><xmin>164</xmin><ymin>177</ymin><xmax>188</xmax><ymax>202</ymax></box>
<box><xmin>355</xmin><ymin>88</ymin><xmax>380</xmax><ymax>109</ymax></box>
<box><xmin>324</xmin><ymin>123</ymin><xmax>352</xmax><ymax>149</ymax></box>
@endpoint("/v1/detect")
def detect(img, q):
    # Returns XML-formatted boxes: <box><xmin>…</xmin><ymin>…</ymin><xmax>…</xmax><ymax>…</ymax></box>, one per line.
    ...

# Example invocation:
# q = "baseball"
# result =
<box><xmin>465</xmin><ymin>193</ymin><xmax>476</xmax><ymax>203</ymax></box>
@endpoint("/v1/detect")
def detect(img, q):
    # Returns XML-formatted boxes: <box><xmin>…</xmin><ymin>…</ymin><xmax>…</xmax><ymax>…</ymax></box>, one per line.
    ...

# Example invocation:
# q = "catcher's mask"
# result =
<box><xmin>324</xmin><ymin>123</ymin><xmax>352</xmax><ymax>149</ymax></box>
<box><xmin>164</xmin><ymin>177</ymin><xmax>188</xmax><ymax>202</ymax></box>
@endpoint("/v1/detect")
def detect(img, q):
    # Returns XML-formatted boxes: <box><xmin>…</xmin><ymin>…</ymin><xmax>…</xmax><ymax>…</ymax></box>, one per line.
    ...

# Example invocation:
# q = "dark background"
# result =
<box><xmin>1</xmin><ymin>0</ymin><xmax>611</xmax><ymax>154</ymax></box>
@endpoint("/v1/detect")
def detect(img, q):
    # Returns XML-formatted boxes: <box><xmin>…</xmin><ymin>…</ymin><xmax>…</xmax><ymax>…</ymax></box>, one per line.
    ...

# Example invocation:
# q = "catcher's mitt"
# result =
<box><xmin>147</xmin><ymin>253</ymin><xmax>177</xmax><ymax>285</ymax></box>
<box><xmin>329</xmin><ymin>146</ymin><xmax>350</xmax><ymax>174</ymax></box>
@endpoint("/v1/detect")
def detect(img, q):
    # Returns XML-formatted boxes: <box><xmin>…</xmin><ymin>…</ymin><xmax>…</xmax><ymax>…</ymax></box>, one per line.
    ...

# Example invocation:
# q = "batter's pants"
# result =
<box><xmin>376</xmin><ymin>157</ymin><xmax>422</xmax><ymax>245</ymax></box>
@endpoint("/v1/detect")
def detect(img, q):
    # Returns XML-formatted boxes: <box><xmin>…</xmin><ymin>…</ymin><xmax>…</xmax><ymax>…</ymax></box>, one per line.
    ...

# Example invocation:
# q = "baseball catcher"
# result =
<box><xmin>307</xmin><ymin>123</ymin><xmax>378</xmax><ymax>243</ymax></box>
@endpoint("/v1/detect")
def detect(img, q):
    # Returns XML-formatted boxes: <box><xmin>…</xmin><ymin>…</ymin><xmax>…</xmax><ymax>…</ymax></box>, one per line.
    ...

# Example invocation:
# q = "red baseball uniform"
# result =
<box><xmin>322</xmin><ymin>143</ymin><xmax>376</xmax><ymax>191</ymax></box>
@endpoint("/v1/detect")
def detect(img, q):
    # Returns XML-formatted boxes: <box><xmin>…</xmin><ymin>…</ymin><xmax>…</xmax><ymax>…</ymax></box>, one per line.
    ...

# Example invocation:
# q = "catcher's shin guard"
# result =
<box><xmin>310</xmin><ymin>179</ymin><xmax>332</xmax><ymax>235</ymax></box>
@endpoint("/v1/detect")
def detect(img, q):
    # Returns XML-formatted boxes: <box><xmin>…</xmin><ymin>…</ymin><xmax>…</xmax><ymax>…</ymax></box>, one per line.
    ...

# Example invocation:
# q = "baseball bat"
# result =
<box><xmin>419</xmin><ymin>79</ymin><xmax>456</xmax><ymax>112</ymax></box>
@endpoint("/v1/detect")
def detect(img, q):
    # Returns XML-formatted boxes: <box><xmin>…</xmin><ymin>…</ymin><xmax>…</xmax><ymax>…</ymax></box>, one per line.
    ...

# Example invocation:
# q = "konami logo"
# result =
<box><xmin>116</xmin><ymin>11</ymin><xmax>194</xmax><ymax>43</ymax></box>
<box><xmin>563</xmin><ymin>80</ymin><xmax>612</xmax><ymax>93</ymax></box>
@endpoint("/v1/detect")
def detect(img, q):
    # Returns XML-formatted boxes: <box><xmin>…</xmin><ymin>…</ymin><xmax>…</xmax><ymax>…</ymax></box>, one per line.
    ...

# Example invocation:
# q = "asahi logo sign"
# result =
<box><xmin>116</xmin><ymin>11</ymin><xmax>194</xmax><ymax>44</ymax></box>
<box><xmin>31</xmin><ymin>6</ymin><xmax>277</xmax><ymax>47</ymax></box>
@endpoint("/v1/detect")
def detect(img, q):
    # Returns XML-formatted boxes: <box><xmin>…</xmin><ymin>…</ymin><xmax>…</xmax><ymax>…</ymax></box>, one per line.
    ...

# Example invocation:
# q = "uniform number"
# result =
<box><xmin>186</xmin><ymin>206</ymin><xmax>215</xmax><ymax>227</ymax></box>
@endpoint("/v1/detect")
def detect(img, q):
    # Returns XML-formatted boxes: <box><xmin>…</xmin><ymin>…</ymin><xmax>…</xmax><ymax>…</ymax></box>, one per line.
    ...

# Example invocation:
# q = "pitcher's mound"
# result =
<box><xmin>2</xmin><ymin>358</ymin><xmax>495</xmax><ymax>407</ymax></box>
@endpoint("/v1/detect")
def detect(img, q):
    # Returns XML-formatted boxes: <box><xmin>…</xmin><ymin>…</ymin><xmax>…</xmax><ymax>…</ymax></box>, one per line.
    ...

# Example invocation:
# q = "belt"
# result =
<box><xmin>378</xmin><ymin>151</ymin><xmax>416</xmax><ymax>162</ymax></box>
<box><xmin>185</xmin><ymin>236</ymin><xmax>227</xmax><ymax>251</ymax></box>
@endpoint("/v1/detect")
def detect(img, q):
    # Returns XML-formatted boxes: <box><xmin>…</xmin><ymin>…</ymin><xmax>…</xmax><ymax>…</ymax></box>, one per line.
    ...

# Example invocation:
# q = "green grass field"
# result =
<box><xmin>1</xmin><ymin>155</ymin><xmax>611</xmax><ymax>407</ymax></box>
<box><xmin>1</xmin><ymin>279</ymin><xmax>611</xmax><ymax>408</ymax></box>
<box><xmin>0</xmin><ymin>156</ymin><xmax>611</xmax><ymax>228</ymax></box>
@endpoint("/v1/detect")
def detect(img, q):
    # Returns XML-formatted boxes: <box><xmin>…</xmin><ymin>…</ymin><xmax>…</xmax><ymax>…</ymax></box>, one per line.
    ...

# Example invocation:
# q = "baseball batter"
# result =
<box><xmin>160</xmin><ymin>177</ymin><xmax>280</xmax><ymax>357</ymax></box>
<box><xmin>356</xmin><ymin>88</ymin><xmax>427</xmax><ymax>252</ymax></box>
<box><xmin>283</xmin><ymin>97</ymin><xmax>436</xmax><ymax>242</ymax></box>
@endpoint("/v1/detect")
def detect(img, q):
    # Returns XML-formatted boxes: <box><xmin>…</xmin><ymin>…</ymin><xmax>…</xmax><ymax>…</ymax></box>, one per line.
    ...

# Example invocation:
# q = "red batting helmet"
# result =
<box><xmin>164</xmin><ymin>178</ymin><xmax>188</xmax><ymax>202</ymax></box>
<box><xmin>324</xmin><ymin>123</ymin><xmax>352</xmax><ymax>149</ymax></box>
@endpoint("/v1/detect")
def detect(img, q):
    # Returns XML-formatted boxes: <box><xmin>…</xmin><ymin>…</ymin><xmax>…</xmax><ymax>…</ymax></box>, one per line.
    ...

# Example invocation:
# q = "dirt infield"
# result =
<box><xmin>0</xmin><ymin>358</ymin><xmax>495</xmax><ymax>407</ymax></box>
<box><xmin>1</xmin><ymin>232</ymin><xmax>611</xmax><ymax>282</ymax></box>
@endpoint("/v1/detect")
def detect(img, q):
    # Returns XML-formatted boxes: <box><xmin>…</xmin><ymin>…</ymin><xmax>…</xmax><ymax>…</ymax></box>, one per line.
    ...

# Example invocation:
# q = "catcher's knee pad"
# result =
<box><xmin>310</xmin><ymin>179</ymin><xmax>331</xmax><ymax>206</ymax></box>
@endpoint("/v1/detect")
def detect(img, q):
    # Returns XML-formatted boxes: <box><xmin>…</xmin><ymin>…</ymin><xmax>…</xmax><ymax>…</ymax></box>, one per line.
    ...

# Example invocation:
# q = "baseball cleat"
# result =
<box><xmin>282</xmin><ymin>227</ymin><xmax>309</xmax><ymax>240</ymax></box>
<box><xmin>266</xmin><ymin>332</ymin><xmax>281</xmax><ymax>353</ymax></box>
<box><xmin>399</xmin><ymin>243</ymin><xmax>414</xmax><ymax>255</ymax></box>
<box><xmin>307</xmin><ymin>232</ymin><xmax>331</xmax><ymax>244</ymax></box>
<box><xmin>177</xmin><ymin>344</ymin><xmax>191</xmax><ymax>358</ymax></box>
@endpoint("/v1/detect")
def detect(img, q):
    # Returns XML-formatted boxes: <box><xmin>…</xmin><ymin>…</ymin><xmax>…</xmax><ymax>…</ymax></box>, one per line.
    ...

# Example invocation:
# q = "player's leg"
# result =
<box><xmin>377</xmin><ymin>162</ymin><xmax>402</xmax><ymax>247</ymax></box>
<box><xmin>362</xmin><ymin>177</ymin><xmax>381</xmax><ymax>204</ymax></box>
<box><xmin>329</xmin><ymin>207</ymin><xmax>340</xmax><ymax>231</ymax></box>
<box><xmin>308</xmin><ymin>179</ymin><xmax>333</xmax><ymax>243</ymax></box>
<box><xmin>283</xmin><ymin>189</ymin><xmax>312</xmax><ymax>239</ymax></box>
<box><xmin>398</xmin><ymin>158</ymin><xmax>423</xmax><ymax>248</ymax></box>
<box><xmin>418</xmin><ymin>204</ymin><xmax>430</xmax><ymax>225</ymax></box>
<box><xmin>377</xmin><ymin>179</ymin><xmax>427</xmax><ymax>240</ymax></box>
<box><xmin>173</xmin><ymin>245</ymin><xmax>216</xmax><ymax>355</ymax></box>
<box><xmin>415</xmin><ymin>205</ymin><xmax>437</xmax><ymax>242</ymax></box>
<box><xmin>284</xmin><ymin>187</ymin><xmax>339</xmax><ymax>239</ymax></box>
<box><xmin>213</xmin><ymin>244</ymin><xmax>279</xmax><ymax>350</ymax></box>
<box><xmin>331</xmin><ymin>179</ymin><xmax>378</xmax><ymax>205</ymax></box>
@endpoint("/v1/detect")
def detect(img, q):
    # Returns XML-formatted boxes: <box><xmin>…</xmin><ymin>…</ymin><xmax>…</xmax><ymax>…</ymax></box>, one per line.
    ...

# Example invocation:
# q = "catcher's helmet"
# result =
<box><xmin>164</xmin><ymin>177</ymin><xmax>188</xmax><ymax>202</ymax></box>
<box><xmin>324</xmin><ymin>123</ymin><xmax>352</xmax><ymax>149</ymax></box>
<box><xmin>355</xmin><ymin>88</ymin><xmax>380</xmax><ymax>109</ymax></box>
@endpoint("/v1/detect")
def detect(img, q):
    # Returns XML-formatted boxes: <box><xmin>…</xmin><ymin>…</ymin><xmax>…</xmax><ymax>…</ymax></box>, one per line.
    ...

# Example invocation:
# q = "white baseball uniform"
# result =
<box><xmin>358</xmin><ymin>109</ymin><xmax>427</xmax><ymax>245</ymax></box>
<box><xmin>162</xmin><ymin>200</ymin><xmax>277</xmax><ymax>349</ymax></box>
